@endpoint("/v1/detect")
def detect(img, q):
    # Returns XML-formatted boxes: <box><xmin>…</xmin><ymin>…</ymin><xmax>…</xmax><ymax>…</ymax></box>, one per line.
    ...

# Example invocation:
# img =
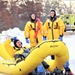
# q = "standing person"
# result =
<box><xmin>24</xmin><ymin>13</ymin><xmax>50</xmax><ymax>75</ymax></box>
<box><xmin>24</xmin><ymin>13</ymin><xmax>43</xmax><ymax>48</ymax></box>
<box><xmin>43</xmin><ymin>10</ymin><xmax>65</xmax><ymax>60</ymax></box>
<box><xmin>43</xmin><ymin>10</ymin><xmax>65</xmax><ymax>41</ymax></box>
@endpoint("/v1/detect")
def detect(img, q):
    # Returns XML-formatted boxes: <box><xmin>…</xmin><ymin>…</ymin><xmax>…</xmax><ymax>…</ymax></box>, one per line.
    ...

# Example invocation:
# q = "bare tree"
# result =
<box><xmin>0</xmin><ymin>0</ymin><xmax>43</xmax><ymax>32</ymax></box>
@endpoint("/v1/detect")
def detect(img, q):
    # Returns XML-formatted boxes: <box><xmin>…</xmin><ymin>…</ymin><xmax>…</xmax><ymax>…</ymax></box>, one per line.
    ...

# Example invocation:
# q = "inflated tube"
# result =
<box><xmin>0</xmin><ymin>40</ymin><xmax>69</xmax><ymax>75</ymax></box>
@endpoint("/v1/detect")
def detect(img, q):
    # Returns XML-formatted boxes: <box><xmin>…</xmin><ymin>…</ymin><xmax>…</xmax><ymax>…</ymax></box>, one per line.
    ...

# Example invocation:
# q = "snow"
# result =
<box><xmin>0</xmin><ymin>28</ymin><xmax>29</xmax><ymax>46</ymax></box>
<box><xmin>0</xmin><ymin>27</ymin><xmax>75</xmax><ymax>74</ymax></box>
<box><xmin>63</xmin><ymin>35</ymin><xmax>75</xmax><ymax>74</ymax></box>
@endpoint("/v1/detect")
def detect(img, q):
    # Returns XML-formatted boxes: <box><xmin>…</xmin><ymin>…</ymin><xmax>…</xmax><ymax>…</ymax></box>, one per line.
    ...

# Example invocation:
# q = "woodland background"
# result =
<box><xmin>0</xmin><ymin>0</ymin><xmax>75</xmax><ymax>32</ymax></box>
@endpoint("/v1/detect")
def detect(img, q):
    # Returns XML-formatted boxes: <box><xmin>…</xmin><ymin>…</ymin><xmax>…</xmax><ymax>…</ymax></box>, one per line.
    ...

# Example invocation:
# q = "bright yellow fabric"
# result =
<box><xmin>24</xmin><ymin>21</ymin><xmax>43</xmax><ymax>47</ymax></box>
<box><xmin>43</xmin><ymin>18</ymin><xmax>65</xmax><ymax>40</ymax></box>
<box><xmin>4</xmin><ymin>38</ymin><xmax>29</xmax><ymax>58</ymax></box>
<box><xmin>4</xmin><ymin>38</ymin><xmax>17</xmax><ymax>58</ymax></box>
<box><xmin>14</xmin><ymin>48</ymin><xmax>24</xmax><ymax>55</ymax></box>
<box><xmin>0</xmin><ymin>43</ymin><xmax>13</xmax><ymax>60</ymax></box>
<box><xmin>0</xmin><ymin>40</ymin><xmax>69</xmax><ymax>75</ymax></box>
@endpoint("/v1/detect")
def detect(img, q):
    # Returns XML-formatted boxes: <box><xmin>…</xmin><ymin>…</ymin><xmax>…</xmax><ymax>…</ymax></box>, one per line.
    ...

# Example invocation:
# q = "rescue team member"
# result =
<box><xmin>24</xmin><ymin>13</ymin><xmax>49</xmax><ymax>74</ymax></box>
<box><xmin>63</xmin><ymin>61</ymin><xmax>74</xmax><ymax>75</ymax></box>
<box><xmin>4</xmin><ymin>37</ymin><xmax>49</xmax><ymax>75</ymax></box>
<box><xmin>4</xmin><ymin>37</ymin><xmax>36</xmax><ymax>75</ymax></box>
<box><xmin>24</xmin><ymin>13</ymin><xmax>43</xmax><ymax>48</ymax></box>
<box><xmin>4</xmin><ymin>37</ymin><xmax>29</xmax><ymax>58</ymax></box>
<box><xmin>43</xmin><ymin>10</ymin><xmax>65</xmax><ymax>60</ymax></box>
<box><xmin>43</xmin><ymin>10</ymin><xmax>65</xmax><ymax>41</ymax></box>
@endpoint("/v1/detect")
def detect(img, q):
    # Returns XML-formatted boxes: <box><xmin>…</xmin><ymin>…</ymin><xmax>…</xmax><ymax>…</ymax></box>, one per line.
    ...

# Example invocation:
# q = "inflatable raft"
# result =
<box><xmin>0</xmin><ymin>40</ymin><xmax>69</xmax><ymax>75</ymax></box>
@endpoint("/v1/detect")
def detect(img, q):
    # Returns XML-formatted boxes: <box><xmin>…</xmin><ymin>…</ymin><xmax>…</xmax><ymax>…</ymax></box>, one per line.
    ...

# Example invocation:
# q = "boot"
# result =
<box><xmin>42</xmin><ymin>61</ymin><xmax>49</xmax><ymax>69</ymax></box>
<box><xmin>65</xmin><ymin>67</ymin><xmax>74</xmax><ymax>75</ymax></box>
<box><xmin>68</xmin><ymin>71</ymin><xmax>74</xmax><ymax>75</ymax></box>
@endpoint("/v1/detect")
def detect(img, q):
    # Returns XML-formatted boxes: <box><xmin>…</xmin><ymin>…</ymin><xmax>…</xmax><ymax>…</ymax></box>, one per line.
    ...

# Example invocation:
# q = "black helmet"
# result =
<box><xmin>50</xmin><ymin>10</ymin><xmax>56</xmax><ymax>17</ymax></box>
<box><xmin>14</xmin><ymin>39</ymin><xmax>19</xmax><ymax>48</ymax></box>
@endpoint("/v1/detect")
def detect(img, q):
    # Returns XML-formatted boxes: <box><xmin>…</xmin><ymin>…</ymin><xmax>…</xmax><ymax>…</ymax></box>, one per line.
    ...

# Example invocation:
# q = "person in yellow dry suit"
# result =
<box><xmin>24</xmin><ymin>13</ymin><xmax>43</xmax><ymax>48</ymax></box>
<box><xmin>4</xmin><ymin>37</ymin><xmax>30</xmax><ymax>58</ymax></box>
<box><xmin>43</xmin><ymin>10</ymin><xmax>65</xmax><ymax>41</ymax></box>
<box><xmin>43</xmin><ymin>10</ymin><xmax>65</xmax><ymax>60</ymax></box>
<box><xmin>4</xmin><ymin>37</ymin><xmax>37</xmax><ymax>75</ymax></box>
<box><xmin>4</xmin><ymin>37</ymin><xmax>49</xmax><ymax>75</ymax></box>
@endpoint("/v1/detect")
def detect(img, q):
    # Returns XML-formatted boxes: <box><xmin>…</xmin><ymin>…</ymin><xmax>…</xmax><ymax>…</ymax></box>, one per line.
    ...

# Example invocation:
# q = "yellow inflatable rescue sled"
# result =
<box><xmin>0</xmin><ymin>40</ymin><xmax>69</xmax><ymax>75</ymax></box>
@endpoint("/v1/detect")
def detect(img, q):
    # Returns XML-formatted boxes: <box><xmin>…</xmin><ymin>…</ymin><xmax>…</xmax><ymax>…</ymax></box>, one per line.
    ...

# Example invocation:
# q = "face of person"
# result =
<box><xmin>50</xmin><ymin>11</ymin><xmax>55</xmax><ymax>17</ymax></box>
<box><xmin>31</xmin><ymin>14</ymin><xmax>36</xmax><ymax>20</ymax></box>
<box><xmin>16</xmin><ymin>41</ymin><xmax>22</xmax><ymax>48</ymax></box>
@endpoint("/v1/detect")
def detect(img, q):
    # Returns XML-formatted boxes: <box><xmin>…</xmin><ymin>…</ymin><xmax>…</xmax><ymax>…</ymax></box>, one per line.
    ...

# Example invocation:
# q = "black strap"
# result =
<box><xmin>30</xmin><ymin>24</ymin><xmax>35</xmax><ymax>30</ymax></box>
<box><xmin>48</xmin><ymin>22</ymin><xmax>51</xmax><ymax>29</ymax></box>
<box><xmin>42</xmin><ymin>61</ymin><xmax>49</xmax><ymax>69</ymax></box>
<box><xmin>14</xmin><ymin>54</ymin><xmax>25</xmax><ymax>63</ymax></box>
<box><xmin>14</xmin><ymin>54</ymin><xmax>25</xmax><ymax>60</ymax></box>
<box><xmin>30</xmin><ymin>23</ymin><xmax>38</xmax><ymax>43</ymax></box>
<box><xmin>48</xmin><ymin>20</ymin><xmax>58</xmax><ymax>29</ymax></box>
<box><xmin>56</xmin><ymin>21</ymin><xmax>58</xmax><ymax>29</ymax></box>
<box><xmin>13</xmin><ymin>46</ymin><xmax>20</xmax><ymax>51</ymax></box>
<box><xmin>51</xmin><ymin>22</ymin><xmax>54</xmax><ymax>40</ymax></box>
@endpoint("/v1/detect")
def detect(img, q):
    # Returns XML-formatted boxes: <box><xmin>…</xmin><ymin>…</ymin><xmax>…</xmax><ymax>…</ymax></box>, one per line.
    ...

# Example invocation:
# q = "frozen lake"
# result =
<box><xmin>63</xmin><ymin>34</ymin><xmax>75</xmax><ymax>74</ymax></box>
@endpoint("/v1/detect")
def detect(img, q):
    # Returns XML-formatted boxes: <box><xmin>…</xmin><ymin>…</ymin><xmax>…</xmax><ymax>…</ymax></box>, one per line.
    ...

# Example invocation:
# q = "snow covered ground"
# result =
<box><xmin>63</xmin><ymin>33</ymin><xmax>75</xmax><ymax>74</ymax></box>
<box><xmin>0</xmin><ymin>28</ymin><xmax>75</xmax><ymax>74</ymax></box>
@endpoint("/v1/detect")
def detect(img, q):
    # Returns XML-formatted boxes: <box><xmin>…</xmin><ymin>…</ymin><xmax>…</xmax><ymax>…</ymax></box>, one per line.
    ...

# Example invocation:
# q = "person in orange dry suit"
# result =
<box><xmin>24</xmin><ymin>13</ymin><xmax>43</xmax><ymax>48</ymax></box>
<box><xmin>43</xmin><ymin>10</ymin><xmax>65</xmax><ymax>41</ymax></box>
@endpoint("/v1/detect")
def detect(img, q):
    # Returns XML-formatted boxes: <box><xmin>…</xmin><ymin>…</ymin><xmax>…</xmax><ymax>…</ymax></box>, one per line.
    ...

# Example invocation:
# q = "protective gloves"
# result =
<box><xmin>63</xmin><ymin>61</ymin><xmax>69</xmax><ymax>69</ymax></box>
<box><xmin>59</xmin><ymin>35</ymin><xmax>63</xmax><ymax>41</ymax></box>
<box><xmin>24</xmin><ymin>48</ymin><xmax>30</xmax><ymax>53</ymax></box>
<box><xmin>43</xmin><ymin>36</ymin><xmax>47</xmax><ymax>40</ymax></box>
<box><xmin>26</xmin><ymin>38</ymin><xmax>29</xmax><ymax>43</ymax></box>
<box><xmin>37</xmin><ymin>64</ymin><xmax>44</xmax><ymax>73</ymax></box>
<box><xmin>11</xmin><ymin>37</ymin><xmax>17</xmax><ymax>42</ymax></box>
